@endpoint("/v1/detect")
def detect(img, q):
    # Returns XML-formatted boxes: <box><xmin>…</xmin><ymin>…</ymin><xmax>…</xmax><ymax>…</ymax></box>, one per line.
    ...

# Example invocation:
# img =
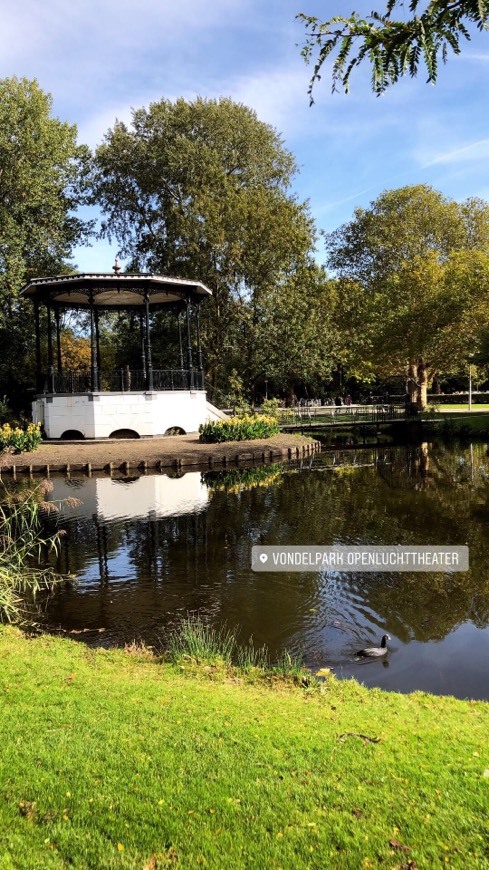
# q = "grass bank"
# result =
<box><xmin>434</xmin><ymin>404</ymin><xmax>489</xmax><ymax>411</ymax></box>
<box><xmin>0</xmin><ymin>628</ymin><xmax>487</xmax><ymax>869</ymax></box>
<box><xmin>420</xmin><ymin>412</ymin><xmax>489</xmax><ymax>439</ymax></box>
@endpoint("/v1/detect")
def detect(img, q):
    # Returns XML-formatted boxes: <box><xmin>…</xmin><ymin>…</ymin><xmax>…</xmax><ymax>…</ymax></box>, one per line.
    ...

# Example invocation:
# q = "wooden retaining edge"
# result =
<box><xmin>0</xmin><ymin>440</ymin><xmax>321</xmax><ymax>477</ymax></box>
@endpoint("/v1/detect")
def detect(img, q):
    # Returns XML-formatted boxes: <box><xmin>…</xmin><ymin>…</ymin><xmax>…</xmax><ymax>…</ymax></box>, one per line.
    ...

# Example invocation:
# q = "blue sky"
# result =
<box><xmin>1</xmin><ymin>0</ymin><xmax>488</xmax><ymax>272</ymax></box>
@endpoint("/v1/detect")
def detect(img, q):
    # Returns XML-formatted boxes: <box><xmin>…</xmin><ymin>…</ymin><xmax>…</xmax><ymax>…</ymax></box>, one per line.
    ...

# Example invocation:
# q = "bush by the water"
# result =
<box><xmin>260</xmin><ymin>397</ymin><xmax>281</xmax><ymax>418</ymax></box>
<box><xmin>0</xmin><ymin>421</ymin><xmax>42</xmax><ymax>453</ymax></box>
<box><xmin>0</xmin><ymin>481</ymin><xmax>64</xmax><ymax>623</ymax></box>
<box><xmin>165</xmin><ymin>614</ymin><xmax>307</xmax><ymax>679</ymax></box>
<box><xmin>199</xmin><ymin>413</ymin><xmax>280</xmax><ymax>443</ymax></box>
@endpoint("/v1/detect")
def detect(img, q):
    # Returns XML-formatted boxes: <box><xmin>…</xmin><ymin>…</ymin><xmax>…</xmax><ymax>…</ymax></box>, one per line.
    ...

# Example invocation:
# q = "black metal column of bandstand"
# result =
<box><xmin>34</xmin><ymin>299</ymin><xmax>42</xmax><ymax>393</ymax></box>
<box><xmin>178</xmin><ymin>306</ymin><xmax>185</xmax><ymax>380</ymax></box>
<box><xmin>195</xmin><ymin>301</ymin><xmax>204</xmax><ymax>381</ymax></box>
<box><xmin>139</xmin><ymin>311</ymin><xmax>146</xmax><ymax>382</ymax></box>
<box><xmin>89</xmin><ymin>293</ymin><xmax>99</xmax><ymax>392</ymax></box>
<box><xmin>55</xmin><ymin>304</ymin><xmax>62</xmax><ymax>375</ymax></box>
<box><xmin>144</xmin><ymin>292</ymin><xmax>153</xmax><ymax>390</ymax></box>
<box><xmin>46</xmin><ymin>301</ymin><xmax>55</xmax><ymax>393</ymax></box>
<box><xmin>186</xmin><ymin>298</ymin><xmax>194</xmax><ymax>389</ymax></box>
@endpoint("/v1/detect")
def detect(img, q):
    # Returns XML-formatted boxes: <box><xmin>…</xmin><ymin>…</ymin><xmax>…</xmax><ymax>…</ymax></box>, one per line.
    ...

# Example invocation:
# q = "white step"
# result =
<box><xmin>205</xmin><ymin>400</ymin><xmax>228</xmax><ymax>422</ymax></box>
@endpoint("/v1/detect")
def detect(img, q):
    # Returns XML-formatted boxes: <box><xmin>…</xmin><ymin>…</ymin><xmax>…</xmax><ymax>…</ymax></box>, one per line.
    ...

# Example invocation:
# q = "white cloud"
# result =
<box><xmin>74</xmin><ymin>57</ymin><xmax>315</xmax><ymax>149</ymax></box>
<box><xmin>0</xmin><ymin>0</ymin><xmax>248</xmax><ymax>112</ymax></box>
<box><xmin>459</xmin><ymin>52</ymin><xmax>489</xmax><ymax>63</ymax></box>
<box><xmin>228</xmin><ymin>65</ymin><xmax>309</xmax><ymax>132</ymax></box>
<box><xmin>0</xmin><ymin>0</ymin><xmax>246</xmax><ymax>64</ymax></box>
<box><xmin>420</xmin><ymin>138</ymin><xmax>489</xmax><ymax>168</ymax></box>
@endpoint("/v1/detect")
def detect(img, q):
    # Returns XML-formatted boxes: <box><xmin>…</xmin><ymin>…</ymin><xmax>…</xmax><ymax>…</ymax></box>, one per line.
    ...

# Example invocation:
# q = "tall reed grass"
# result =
<box><xmin>0</xmin><ymin>476</ymin><xmax>73</xmax><ymax>623</ymax></box>
<box><xmin>165</xmin><ymin>614</ymin><xmax>309</xmax><ymax>681</ymax></box>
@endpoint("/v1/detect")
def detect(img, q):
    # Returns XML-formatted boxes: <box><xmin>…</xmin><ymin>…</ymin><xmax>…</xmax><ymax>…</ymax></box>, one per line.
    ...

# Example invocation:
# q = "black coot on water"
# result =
<box><xmin>357</xmin><ymin>634</ymin><xmax>391</xmax><ymax>657</ymax></box>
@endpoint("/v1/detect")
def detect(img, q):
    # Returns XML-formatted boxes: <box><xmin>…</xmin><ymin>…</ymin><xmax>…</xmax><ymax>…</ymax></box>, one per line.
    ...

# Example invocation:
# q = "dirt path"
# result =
<box><xmin>1</xmin><ymin>433</ymin><xmax>320</xmax><ymax>475</ymax></box>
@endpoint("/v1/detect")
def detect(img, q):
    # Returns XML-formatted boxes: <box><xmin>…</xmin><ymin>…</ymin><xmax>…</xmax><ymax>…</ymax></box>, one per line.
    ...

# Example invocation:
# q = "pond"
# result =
<box><xmin>42</xmin><ymin>441</ymin><xmax>489</xmax><ymax>700</ymax></box>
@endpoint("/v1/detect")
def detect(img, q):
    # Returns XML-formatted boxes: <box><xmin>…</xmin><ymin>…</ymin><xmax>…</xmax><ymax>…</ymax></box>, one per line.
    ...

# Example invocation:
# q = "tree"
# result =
<box><xmin>0</xmin><ymin>77</ymin><xmax>91</xmax><ymax>408</ymax></box>
<box><xmin>0</xmin><ymin>77</ymin><xmax>90</xmax><ymax>308</ymax></box>
<box><xmin>327</xmin><ymin>185</ymin><xmax>489</xmax><ymax>407</ymax></box>
<box><xmin>257</xmin><ymin>264</ymin><xmax>338</xmax><ymax>396</ymax></box>
<box><xmin>60</xmin><ymin>329</ymin><xmax>91</xmax><ymax>371</ymax></box>
<box><xmin>91</xmin><ymin>96</ymin><xmax>331</xmax><ymax>397</ymax></box>
<box><xmin>297</xmin><ymin>1</ymin><xmax>489</xmax><ymax>98</ymax></box>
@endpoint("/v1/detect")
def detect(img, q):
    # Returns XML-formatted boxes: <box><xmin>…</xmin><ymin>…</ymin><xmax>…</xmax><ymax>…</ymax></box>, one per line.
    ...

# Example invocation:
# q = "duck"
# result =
<box><xmin>356</xmin><ymin>634</ymin><xmax>391</xmax><ymax>657</ymax></box>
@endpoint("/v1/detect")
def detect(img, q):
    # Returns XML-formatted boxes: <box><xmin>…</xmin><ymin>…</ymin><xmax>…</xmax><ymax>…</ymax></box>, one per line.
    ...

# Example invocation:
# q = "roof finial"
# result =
<box><xmin>112</xmin><ymin>258</ymin><xmax>121</xmax><ymax>274</ymax></box>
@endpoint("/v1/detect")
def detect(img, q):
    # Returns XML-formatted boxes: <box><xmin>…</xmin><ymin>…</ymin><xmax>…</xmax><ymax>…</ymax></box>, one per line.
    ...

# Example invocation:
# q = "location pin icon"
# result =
<box><xmin>259</xmin><ymin>553</ymin><xmax>268</xmax><ymax>564</ymax></box>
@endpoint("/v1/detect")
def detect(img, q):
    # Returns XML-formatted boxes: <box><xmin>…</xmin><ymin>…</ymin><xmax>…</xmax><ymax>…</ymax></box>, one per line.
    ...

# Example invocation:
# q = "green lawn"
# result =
<box><xmin>0</xmin><ymin>628</ymin><xmax>488</xmax><ymax>869</ymax></box>
<box><xmin>434</xmin><ymin>404</ymin><xmax>489</xmax><ymax>412</ymax></box>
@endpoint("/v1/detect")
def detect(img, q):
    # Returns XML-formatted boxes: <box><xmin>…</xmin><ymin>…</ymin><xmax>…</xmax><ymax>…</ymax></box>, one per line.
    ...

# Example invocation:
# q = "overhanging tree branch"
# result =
<box><xmin>297</xmin><ymin>1</ymin><xmax>489</xmax><ymax>99</ymax></box>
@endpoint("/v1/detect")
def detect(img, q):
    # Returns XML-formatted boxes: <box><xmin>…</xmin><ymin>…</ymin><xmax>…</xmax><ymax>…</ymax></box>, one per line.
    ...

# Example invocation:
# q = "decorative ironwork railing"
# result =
<box><xmin>40</xmin><ymin>369</ymin><xmax>204</xmax><ymax>394</ymax></box>
<box><xmin>279</xmin><ymin>404</ymin><xmax>406</xmax><ymax>430</ymax></box>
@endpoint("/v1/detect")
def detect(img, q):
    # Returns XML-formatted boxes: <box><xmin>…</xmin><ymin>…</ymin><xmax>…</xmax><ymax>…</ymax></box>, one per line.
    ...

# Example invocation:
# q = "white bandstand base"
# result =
<box><xmin>32</xmin><ymin>391</ymin><xmax>224</xmax><ymax>439</ymax></box>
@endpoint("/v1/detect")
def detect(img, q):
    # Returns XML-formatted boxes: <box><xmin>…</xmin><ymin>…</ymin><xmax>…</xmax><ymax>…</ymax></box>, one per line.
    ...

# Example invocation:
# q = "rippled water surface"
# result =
<box><xmin>44</xmin><ymin>441</ymin><xmax>489</xmax><ymax>699</ymax></box>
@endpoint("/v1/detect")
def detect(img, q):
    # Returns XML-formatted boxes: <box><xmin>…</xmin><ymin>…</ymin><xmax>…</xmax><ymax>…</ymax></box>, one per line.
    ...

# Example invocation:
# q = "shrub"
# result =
<box><xmin>0</xmin><ymin>422</ymin><xmax>42</xmax><ymax>453</ymax></box>
<box><xmin>225</xmin><ymin>369</ymin><xmax>252</xmax><ymax>415</ymax></box>
<box><xmin>260</xmin><ymin>399</ymin><xmax>298</xmax><ymax>426</ymax></box>
<box><xmin>0</xmin><ymin>396</ymin><xmax>14</xmax><ymax>425</ymax></box>
<box><xmin>260</xmin><ymin>398</ymin><xmax>281</xmax><ymax>418</ymax></box>
<box><xmin>233</xmin><ymin>399</ymin><xmax>253</xmax><ymax>417</ymax></box>
<box><xmin>199</xmin><ymin>414</ymin><xmax>280</xmax><ymax>443</ymax></box>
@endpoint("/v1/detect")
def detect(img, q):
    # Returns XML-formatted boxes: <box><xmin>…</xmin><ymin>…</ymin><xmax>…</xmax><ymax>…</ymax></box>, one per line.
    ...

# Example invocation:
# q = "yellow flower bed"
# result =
<box><xmin>199</xmin><ymin>413</ymin><xmax>280</xmax><ymax>443</ymax></box>
<box><xmin>0</xmin><ymin>421</ymin><xmax>42</xmax><ymax>453</ymax></box>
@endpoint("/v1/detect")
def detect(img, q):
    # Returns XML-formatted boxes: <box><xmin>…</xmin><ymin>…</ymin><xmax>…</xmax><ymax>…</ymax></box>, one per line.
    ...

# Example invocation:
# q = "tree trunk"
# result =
<box><xmin>417</xmin><ymin>359</ymin><xmax>428</xmax><ymax>410</ymax></box>
<box><xmin>407</xmin><ymin>362</ymin><xmax>418</xmax><ymax>404</ymax></box>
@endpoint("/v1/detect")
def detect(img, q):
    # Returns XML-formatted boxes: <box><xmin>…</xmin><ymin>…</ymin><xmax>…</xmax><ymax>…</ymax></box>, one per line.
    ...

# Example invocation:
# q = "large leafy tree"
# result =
<box><xmin>91</xmin><ymin>96</ymin><xmax>333</xmax><ymax>397</ymax></box>
<box><xmin>0</xmin><ymin>77</ymin><xmax>89</xmax><ymax>307</ymax></box>
<box><xmin>0</xmin><ymin>77</ymin><xmax>90</xmax><ymax>407</ymax></box>
<box><xmin>298</xmin><ymin>1</ymin><xmax>489</xmax><ymax>98</ymax></box>
<box><xmin>257</xmin><ymin>263</ymin><xmax>338</xmax><ymax>395</ymax></box>
<box><xmin>327</xmin><ymin>185</ymin><xmax>489</xmax><ymax>407</ymax></box>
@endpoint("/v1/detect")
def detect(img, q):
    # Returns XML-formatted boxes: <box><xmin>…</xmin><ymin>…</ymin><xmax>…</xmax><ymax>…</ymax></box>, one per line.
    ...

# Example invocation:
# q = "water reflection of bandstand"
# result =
<box><xmin>52</xmin><ymin>472</ymin><xmax>209</xmax><ymax>581</ymax></box>
<box><xmin>48</xmin><ymin>467</ymin><xmax>298</xmax><ymax>645</ymax></box>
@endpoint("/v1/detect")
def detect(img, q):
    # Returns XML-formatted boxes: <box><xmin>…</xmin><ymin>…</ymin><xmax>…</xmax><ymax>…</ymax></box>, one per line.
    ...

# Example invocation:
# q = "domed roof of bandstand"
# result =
<box><xmin>20</xmin><ymin>264</ymin><xmax>212</xmax><ymax>309</ymax></box>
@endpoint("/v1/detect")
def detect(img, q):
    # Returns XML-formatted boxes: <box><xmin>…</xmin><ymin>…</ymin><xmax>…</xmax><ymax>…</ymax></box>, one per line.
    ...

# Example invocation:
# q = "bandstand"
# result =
<box><xmin>20</xmin><ymin>268</ymin><xmax>225</xmax><ymax>439</ymax></box>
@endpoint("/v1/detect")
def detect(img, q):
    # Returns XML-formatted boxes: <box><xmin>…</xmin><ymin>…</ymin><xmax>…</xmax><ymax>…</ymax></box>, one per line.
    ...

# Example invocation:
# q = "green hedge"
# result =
<box><xmin>199</xmin><ymin>414</ymin><xmax>280</xmax><ymax>443</ymax></box>
<box><xmin>428</xmin><ymin>393</ymin><xmax>489</xmax><ymax>405</ymax></box>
